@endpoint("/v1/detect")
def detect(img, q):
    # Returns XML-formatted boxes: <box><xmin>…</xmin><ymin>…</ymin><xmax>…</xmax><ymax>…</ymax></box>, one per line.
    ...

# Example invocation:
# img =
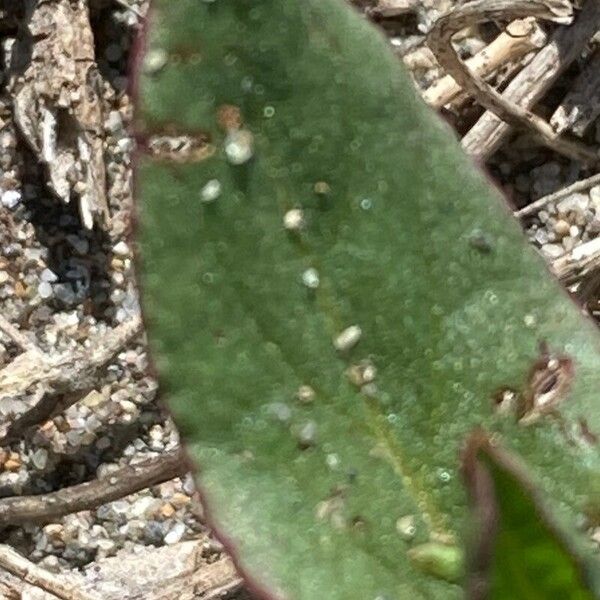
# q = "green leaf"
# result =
<box><xmin>135</xmin><ymin>0</ymin><xmax>600</xmax><ymax>598</ymax></box>
<box><xmin>462</xmin><ymin>433</ymin><xmax>600</xmax><ymax>599</ymax></box>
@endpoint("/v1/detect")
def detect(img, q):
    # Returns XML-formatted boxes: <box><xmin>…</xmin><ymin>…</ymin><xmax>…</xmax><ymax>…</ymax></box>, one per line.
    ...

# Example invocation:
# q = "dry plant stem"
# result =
<box><xmin>550</xmin><ymin>49</ymin><xmax>600</xmax><ymax>137</ymax></box>
<box><xmin>515</xmin><ymin>173</ymin><xmax>600</xmax><ymax>218</ymax></box>
<box><xmin>461</xmin><ymin>0</ymin><xmax>600</xmax><ymax>160</ymax></box>
<box><xmin>0</xmin><ymin>544</ymin><xmax>101</xmax><ymax>600</ymax></box>
<box><xmin>427</xmin><ymin>0</ymin><xmax>599</xmax><ymax>164</ymax></box>
<box><xmin>552</xmin><ymin>238</ymin><xmax>600</xmax><ymax>282</ymax></box>
<box><xmin>0</xmin><ymin>448</ymin><xmax>188</xmax><ymax>526</ymax></box>
<box><xmin>423</xmin><ymin>18</ymin><xmax>546</xmax><ymax>108</ymax></box>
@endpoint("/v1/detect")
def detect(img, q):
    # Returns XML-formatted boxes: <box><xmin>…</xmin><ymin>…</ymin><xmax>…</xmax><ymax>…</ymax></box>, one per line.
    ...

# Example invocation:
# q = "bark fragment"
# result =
<box><xmin>10</xmin><ymin>0</ymin><xmax>109</xmax><ymax>230</ymax></box>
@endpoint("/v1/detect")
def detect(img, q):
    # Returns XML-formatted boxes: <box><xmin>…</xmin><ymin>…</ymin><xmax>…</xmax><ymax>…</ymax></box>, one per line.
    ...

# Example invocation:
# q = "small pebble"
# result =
<box><xmin>164</xmin><ymin>522</ymin><xmax>186</xmax><ymax>545</ymax></box>
<box><xmin>160</xmin><ymin>503</ymin><xmax>176</xmax><ymax>519</ymax></box>
<box><xmin>296</xmin><ymin>385</ymin><xmax>315</xmax><ymax>404</ymax></box>
<box><xmin>112</xmin><ymin>241</ymin><xmax>130</xmax><ymax>257</ymax></box>
<box><xmin>301</xmin><ymin>268</ymin><xmax>319</xmax><ymax>289</ymax></box>
<box><xmin>314</xmin><ymin>181</ymin><xmax>330</xmax><ymax>195</ymax></box>
<box><xmin>283</xmin><ymin>208</ymin><xmax>305</xmax><ymax>231</ymax></box>
<box><xmin>40</xmin><ymin>268</ymin><xmax>58</xmax><ymax>283</ymax></box>
<box><xmin>144</xmin><ymin>48</ymin><xmax>168</xmax><ymax>74</ymax></box>
<box><xmin>1</xmin><ymin>189</ymin><xmax>21</xmax><ymax>209</ymax></box>
<box><xmin>540</xmin><ymin>244</ymin><xmax>565</xmax><ymax>259</ymax></box>
<box><xmin>4</xmin><ymin>457</ymin><xmax>21</xmax><ymax>471</ymax></box>
<box><xmin>105</xmin><ymin>110</ymin><xmax>123</xmax><ymax>134</ymax></box>
<box><xmin>170</xmin><ymin>493</ymin><xmax>191</xmax><ymax>509</ymax></box>
<box><xmin>563</xmin><ymin>236</ymin><xmax>576</xmax><ymax>252</ymax></box>
<box><xmin>224</xmin><ymin>129</ymin><xmax>254</xmax><ymax>165</ymax></box>
<box><xmin>538</xmin><ymin>210</ymin><xmax>549</xmax><ymax>223</ymax></box>
<box><xmin>295</xmin><ymin>420</ymin><xmax>318</xmax><ymax>449</ymax></box>
<box><xmin>200</xmin><ymin>179</ymin><xmax>221</xmax><ymax>203</ymax></box>
<box><xmin>534</xmin><ymin>229</ymin><xmax>549</xmax><ymax>245</ymax></box>
<box><xmin>334</xmin><ymin>325</ymin><xmax>362</xmax><ymax>352</ymax></box>
<box><xmin>396</xmin><ymin>515</ymin><xmax>417</xmax><ymax>541</ymax></box>
<box><xmin>553</xmin><ymin>219</ymin><xmax>570</xmax><ymax>237</ymax></box>
<box><xmin>346</xmin><ymin>361</ymin><xmax>377</xmax><ymax>387</ymax></box>
<box><xmin>38</xmin><ymin>281</ymin><xmax>53</xmax><ymax>299</ymax></box>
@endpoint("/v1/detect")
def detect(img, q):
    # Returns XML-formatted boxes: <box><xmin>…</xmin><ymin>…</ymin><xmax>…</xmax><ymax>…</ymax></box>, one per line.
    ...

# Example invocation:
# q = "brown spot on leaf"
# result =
<box><xmin>143</xmin><ymin>133</ymin><xmax>214</xmax><ymax>163</ymax></box>
<box><xmin>217</xmin><ymin>104</ymin><xmax>242</xmax><ymax>132</ymax></box>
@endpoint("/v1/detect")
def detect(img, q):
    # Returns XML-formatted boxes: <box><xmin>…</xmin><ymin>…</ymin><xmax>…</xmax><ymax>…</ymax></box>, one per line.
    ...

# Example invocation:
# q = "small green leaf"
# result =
<box><xmin>462</xmin><ymin>433</ymin><xmax>600</xmax><ymax>599</ymax></box>
<box><xmin>135</xmin><ymin>0</ymin><xmax>600</xmax><ymax>598</ymax></box>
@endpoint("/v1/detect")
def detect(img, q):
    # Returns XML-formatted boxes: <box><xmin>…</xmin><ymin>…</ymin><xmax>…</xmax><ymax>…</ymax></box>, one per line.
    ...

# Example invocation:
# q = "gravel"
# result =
<box><xmin>1</xmin><ymin>0</ymin><xmax>599</xmax><ymax>586</ymax></box>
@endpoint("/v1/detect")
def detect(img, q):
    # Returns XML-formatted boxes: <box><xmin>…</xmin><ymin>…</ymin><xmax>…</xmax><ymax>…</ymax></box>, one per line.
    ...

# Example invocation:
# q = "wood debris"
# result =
<box><xmin>0</xmin><ymin>316</ymin><xmax>143</xmax><ymax>444</ymax></box>
<box><xmin>9</xmin><ymin>0</ymin><xmax>109</xmax><ymax>230</ymax></box>
<box><xmin>423</xmin><ymin>18</ymin><xmax>546</xmax><ymax>108</ymax></box>
<box><xmin>427</xmin><ymin>0</ymin><xmax>600</xmax><ymax>164</ymax></box>
<box><xmin>550</xmin><ymin>48</ymin><xmax>600</xmax><ymax>137</ymax></box>
<box><xmin>461</xmin><ymin>0</ymin><xmax>600</xmax><ymax>160</ymax></box>
<box><xmin>0</xmin><ymin>541</ymin><xmax>241</xmax><ymax>600</ymax></box>
<box><xmin>0</xmin><ymin>448</ymin><xmax>188</xmax><ymax>526</ymax></box>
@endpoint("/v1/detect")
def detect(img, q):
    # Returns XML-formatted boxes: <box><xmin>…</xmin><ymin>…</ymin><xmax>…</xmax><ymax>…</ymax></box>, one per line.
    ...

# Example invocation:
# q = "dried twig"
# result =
<box><xmin>550</xmin><ymin>49</ymin><xmax>600</xmax><ymax>137</ymax></box>
<box><xmin>552</xmin><ymin>237</ymin><xmax>600</xmax><ymax>282</ymax></box>
<box><xmin>0</xmin><ymin>448</ymin><xmax>188</xmax><ymax>526</ymax></box>
<box><xmin>0</xmin><ymin>316</ymin><xmax>143</xmax><ymax>444</ymax></box>
<box><xmin>427</xmin><ymin>0</ymin><xmax>599</xmax><ymax>164</ymax></box>
<box><xmin>461</xmin><ymin>0</ymin><xmax>600</xmax><ymax>160</ymax></box>
<box><xmin>515</xmin><ymin>173</ymin><xmax>600</xmax><ymax>218</ymax></box>
<box><xmin>368</xmin><ymin>0</ymin><xmax>418</xmax><ymax>18</ymax></box>
<box><xmin>0</xmin><ymin>544</ymin><xmax>101</xmax><ymax>600</ymax></box>
<box><xmin>423</xmin><ymin>18</ymin><xmax>546</xmax><ymax>108</ymax></box>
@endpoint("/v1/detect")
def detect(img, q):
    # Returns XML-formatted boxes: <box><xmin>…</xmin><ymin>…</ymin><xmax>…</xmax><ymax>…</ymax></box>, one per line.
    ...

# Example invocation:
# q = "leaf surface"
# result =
<box><xmin>136</xmin><ymin>1</ymin><xmax>600</xmax><ymax>597</ymax></box>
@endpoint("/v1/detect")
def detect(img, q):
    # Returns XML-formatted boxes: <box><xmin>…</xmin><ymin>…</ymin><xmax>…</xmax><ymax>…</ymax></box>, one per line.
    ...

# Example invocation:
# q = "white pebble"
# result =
<box><xmin>224</xmin><ymin>129</ymin><xmax>254</xmax><ymax>165</ymax></box>
<box><xmin>283</xmin><ymin>208</ymin><xmax>304</xmax><ymax>231</ymax></box>
<box><xmin>200</xmin><ymin>179</ymin><xmax>222</xmax><ymax>203</ymax></box>
<box><xmin>112</xmin><ymin>241</ymin><xmax>130</xmax><ymax>257</ymax></box>
<box><xmin>1</xmin><ymin>189</ymin><xmax>21</xmax><ymax>209</ymax></box>
<box><xmin>144</xmin><ymin>48</ymin><xmax>168</xmax><ymax>74</ymax></box>
<box><xmin>164</xmin><ymin>522</ymin><xmax>186</xmax><ymax>545</ymax></box>
<box><xmin>396</xmin><ymin>515</ymin><xmax>416</xmax><ymax>541</ymax></box>
<box><xmin>120</xmin><ymin>400</ymin><xmax>138</xmax><ymax>414</ymax></box>
<box><xmin>301</xmin><ymin>268</ymin><xmax>319</xmax><ymax>289</ymax></box>
<box><xmin>38</xmin><ymin>281</ymin><xmax>53</xmax><ymax>299</ymax></box>
<box><xmin>334</xmin><ymin>325</ymin><xmax>362</xmax><ymax>352</ymax></box>
<box><xmin>296</xmin><ymin>385</ymin><xmax>315</xmax><ymax>404</ymax></box>
<box><xmin>40</xmin><ymin>268</ymin><xmax>58</xmax><ymax>283</ymax></box>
